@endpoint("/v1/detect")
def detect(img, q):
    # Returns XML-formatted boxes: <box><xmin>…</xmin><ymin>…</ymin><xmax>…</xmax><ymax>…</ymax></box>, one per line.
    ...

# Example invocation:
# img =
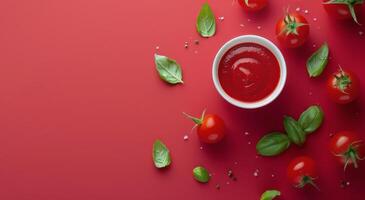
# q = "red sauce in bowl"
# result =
<box><xmin>218</xmin><ymin>43</ymin><xmax>280</xmax><ymax>103</ymax></box>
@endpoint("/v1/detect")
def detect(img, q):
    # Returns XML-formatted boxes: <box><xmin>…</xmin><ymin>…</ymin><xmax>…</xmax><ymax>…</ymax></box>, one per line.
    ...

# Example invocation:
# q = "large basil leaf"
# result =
<box><xmin>193</xmin><ymin>166</ymin><xmax>210</xmax><ymax>183</ymax></box>
<box><xmin>306</xmin><ymin>43</ymin><xmax>329</xmax><ymax>77</ymax></box>
<box><xmin>260</xmin><ymin>190</ymin><xmax>281</xmax><ymax>200</ymax></box>
<box><xmin>196</xmin><ymin>3</ymin><xmax>216</xmax><ymax>37</ymax></box>
<box><xmin>153</xmin><ymin>140</ymin><xmax>171</xmax><ymax>168</ymax></box>
<box><xmin>256</xmin><ymin>132</ymin><xmax>290</xmax><ymax>156</ymax></box>
<box><xmin>284</xmin><ymin>116</ymin><xmax>306</xmax><ymax>146</ymax></box>
<box><xmin>298</xmin><ymin>105</ymin><xmax>324</xmax><ymax>134</ymax></box>
<box><xmin>154</xmin><ymin>54</ymin><xmax>183</xmax><ymax>84</ymax></box>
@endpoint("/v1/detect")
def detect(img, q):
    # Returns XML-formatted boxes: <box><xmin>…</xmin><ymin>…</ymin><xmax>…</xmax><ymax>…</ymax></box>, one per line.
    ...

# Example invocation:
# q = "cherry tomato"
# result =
<box><xmin>183</xmin><ymin>110</ymin><xmax>225</xmax><ymax>144</ymax></box>
<box><xmin>327</xmin><ymin>68</ymin><xmax>360</xmax><ymax>104</ymax></box>
<box><xmin>330</xmin><ymin>131</ymin><xmax>365</xmax><ymax>170</ymax></box>
<box><xmin>323</xmin><ymin>0</ymin><xmax>363</xmax><ymax>24</ymax></box>
<box><xmin>287</xmin><ymin>156</ymin><xmax>319</xmax><ymax>189</ymax></box>
<box><xmin>238</xmin><ymin>0</ymin><xmax>267</xmax><ymax>12</ymax></box>
<box><xmin>276</xmin><ymin>12</ymin><xmax>309</xmax><ymax>48</ymax></box>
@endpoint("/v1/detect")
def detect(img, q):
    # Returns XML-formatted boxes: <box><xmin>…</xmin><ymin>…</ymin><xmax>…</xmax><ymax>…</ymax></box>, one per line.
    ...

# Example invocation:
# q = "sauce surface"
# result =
<box><xmin>218</xmin><ymin>43</ymin><xmax>280</xmax><ymax>103</ymax></box>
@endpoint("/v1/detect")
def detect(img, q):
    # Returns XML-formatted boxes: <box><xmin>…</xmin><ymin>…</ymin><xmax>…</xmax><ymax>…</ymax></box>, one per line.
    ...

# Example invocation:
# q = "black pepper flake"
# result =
<box><xmin>215</xmin><ymin>184</ymin><xmax>221</xmax><ymax>190</ymax></box>
<box><xmin>194</xmin><ymin>40</ymin><xmax>199</xmax><ymax>45</ymax></box>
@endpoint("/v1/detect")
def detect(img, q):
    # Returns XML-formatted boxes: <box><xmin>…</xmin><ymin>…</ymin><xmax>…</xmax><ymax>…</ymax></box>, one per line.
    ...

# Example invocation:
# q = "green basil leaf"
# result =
<box><xmin>193</xmin><ymin>166</ymin><xmax>210</xmax><ymax>183</ymax></box>
<box><xmin>306</xmin><ymin>43</ymin><xmax>329</xmax><ymax>77</ymax></box>
<box><xmin>256</xmin><ymin>132</ymin><xmax>290</xmax><ymax>156</ymax></box>
<box><xmin>284</xmin><ymin>116</ymin><xmax>306</xmax><ymax>146</ymax></box>
<box><xmin>196</xmin><ymin>3</ymin><xmax>216</xmax><ymax>37</ymax></box>
<box><xmin>260</xmin><ymin>190</ymin><xmax>281</xmax><ymax>200</ymax></box>
<box><xmin>152</xmin><ymin>140</ymin><xmax>171</xmax><ymax>168</ymax></box>
<box><xmin>298</xmin><ymin>105</ymin><xmax>324</xmax><ymax>134</ymax></box>
<box><xmin>154</xmin><ymin>54</ymin><xmax>183</xmax><ymax>84</ymax></box>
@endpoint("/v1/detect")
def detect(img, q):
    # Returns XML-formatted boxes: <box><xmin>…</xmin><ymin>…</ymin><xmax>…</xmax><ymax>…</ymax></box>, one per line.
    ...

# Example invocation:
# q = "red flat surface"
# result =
<box><xmin>0</xmin><ymin>0</ymin><xmax>364</xmax><ymax>199</ymax></box>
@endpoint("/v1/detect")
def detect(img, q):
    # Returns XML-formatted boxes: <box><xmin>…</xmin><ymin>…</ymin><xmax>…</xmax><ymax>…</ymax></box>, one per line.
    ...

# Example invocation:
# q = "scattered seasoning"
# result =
<box><xmin>228</xmin><ymin>170</ymin><xmax>233</xmax><ymax>178</ymax></box>
<box><xmin>200</xmin><ymin>146</ymin><xmax>203</xmax><ymax>150</ymax></box>
<box><xmin>155</xmin><ymin>46</ymin><xmax>160</xmax><ymax>50</ymax></box>
<box><xmin>240</xmin><ymin>24</ymin><xmax>244</xmax><ymax>27</ymax></box>
<box><xmin>304</xmin><ymin>9</ymin><xmax>309</xmax><ymax>14</ymax></box>
<box><xmin>247</xmin><ymin>19</ymin><xmax>251</xmax><ymax>22</ymax></box>
<box><xmin>253</xmin><ymin>169</ymin><xmax>260</xmax><ymax>177</ymax></box>
<box><xmin>184</xmin><ymin>42</ymin><xmax>189</xmax><ymax>49</ymax></box>
<box><xmin>359</xmin><ymin>31</ymin><xmax>364</xmax><ymax>36</ymax></box>
<box><xmin>218</xmin><ymin>16</ymin><xmax>225</xmax><ymax>21</ymax></box>
<box><xmin>232</xmin><ymin>176</ymin><xmax>237</xmax><ymax>181</ymax></box>
<box><xmin>226</xmin><ymin>181</ymin><xmax>230</xmax><ymax>185</ymax></box>
<box><xmin>257</xmin><ymin>26</ymin><xmax>262</xmax><ymax>30</ymax></box>
<box><xmin>340</xmin><ymin>180</ymin><xmax>350</xmax><ymax>188</ymax></box>
<box><xmin>271</xmin><ymin>174</ymin><xmax>275</xmax><ymax>178</ymax></box>
<box><xmin>194</xmin><ymin>50</ymin><xmax>198</xmax><ymax>54</ymax></box>
<box><xmin>244</xmin><ymin>131</ymin><xmax>249</xmax><ymax>136</ymax></box>
<box><xmin>313</xmin><ymin>44</ymin><xmax>317</xmax><ymax>48</ymax></box>
<box><xmin>216</xmin><ymin>184</ymin><xmax>221</xmax><ymax>190</ymax></box>
<box><xmin>329</xmin><ymin>133</ymin><xmax>334</xmax><ymax>138</ymax></box>
<box><xmin>234</xmin><ymin>161</ymin><xmax>238</xmax><ymax>165</ymax></box>
<box><xmin>183</xmin><ymin>135</ymin><xmax>189</xmax><ymax>140</ymax></box>
<box><xmin>248</xmin><ymin>141</ymin><xmax>252</xmax><ymax>145</ymax></box>
<box><xmin>313</xmin><ymin>18</ymin><xmax>318</xmax><ymax>22</ymax></box>
<box><xmin>296</xmin><ymin>7</ymin><xmax>301</xmax><ymax>12</ymax></box>
<box><xmin>194</xmin><ymin>39</ymin><xmax>200</xmax><ymax>45</ymax></box>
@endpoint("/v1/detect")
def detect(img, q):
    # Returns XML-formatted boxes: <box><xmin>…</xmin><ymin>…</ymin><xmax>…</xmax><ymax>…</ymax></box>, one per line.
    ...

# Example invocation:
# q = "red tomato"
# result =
<box><xmin>323</xmin><ymin>0</ymin><xmax>363</xmax><ymax>24</ymax></box>
<box><xmin>276</xmin><ymin>12</ymin><xmax>309</xmax><ymax>48</ymax></box>
<box><xmin>238</xmin><ymin>0</ymin><xmax>267</xmax><ymax>12</ymax></box>
<box><xmin>183</xmin><ymin>110</ymin><xmax>225</xmax><ymax>144</ymax></box>
<box><xmin>287</xmin><ymin>156</ymin><xmax>318</xmax><ymax>189</ymax></box>
<box><xmin>330</xmin><ymin>131</ymin><xmax>365</xmax><ymax>170</ymax></box>
<box><xmin>327</xmin><ymin>68</ymin><xmax>360</xmax><ymax>104</ymax></box>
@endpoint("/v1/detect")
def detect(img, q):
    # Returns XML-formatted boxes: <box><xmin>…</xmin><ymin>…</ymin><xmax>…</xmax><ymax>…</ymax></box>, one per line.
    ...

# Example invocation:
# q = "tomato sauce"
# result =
<box><xmin>218</xmin><ymin>43</ymin><xmax>281</xmax><ymax>103</ymax></box>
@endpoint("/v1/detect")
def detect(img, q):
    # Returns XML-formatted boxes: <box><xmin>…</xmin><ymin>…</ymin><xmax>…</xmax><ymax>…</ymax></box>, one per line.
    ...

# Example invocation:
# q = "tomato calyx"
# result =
<box><xmin>296</xmin><ymin>175</ymin><xmax>320</xmax><ymax>190</ymax></box>
<box><xmin>183</xmin><ymin>109</ymin><xmax>206</xmax><ymax>125</ymax></box>
<box><xmin>334</xmin><ymin>68</ymin><xmax>352</xmax><ymax>93</ymax></box>
<box><xmin>281</xmin><ymin>14</ymin><xmax>307</xmax><ymax>36</ymax></box>
<box><xmin>323</xmin><ymin>0</ymin><xmax>364</xmax><ymax>24</ymax></box>
<box><xmin>335</xmin><ymin>140</ymin><xmax>365</xmax><ymax>170</ymax></box>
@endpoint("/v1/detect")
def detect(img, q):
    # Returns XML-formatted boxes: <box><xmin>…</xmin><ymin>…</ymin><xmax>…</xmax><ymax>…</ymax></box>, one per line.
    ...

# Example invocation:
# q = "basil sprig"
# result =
<box><xmin>256</xmin><ymin>132</ymin><xmax>290</xmax><ymax>156</ymax></box>
<box><xmin>307</xmin><ymin>43</ymin><xmax>329</xmax><ymax>77</ymax></box>
<box><xmin>260</xmin><ymin>190</ymin><xmax>281</xmax><ymax>200</ymax></box>
<box><xmin>196</xmin><ymin>3</ymin><xmax>216</xmax><ymax>37</ymax></box>
<box><xmin>154</xmin><ymin>54</ymin><xmax>183</xmax><ymax>84</ymax></box>
<box><xmin>256</xmin><ymin>105</ymin><xmax>324</xmax><ymax>156</ymax></box>
<box><xmin>193</xmin><ymin>166</ymin><xmax>210</xmax><ymax>183</ymax></box>
<box><xmin>299</xmin><ymin>105</ymin><xmax>324</xmax><ymax>134</ymax></box>
<box><xmin>153</xmin><ymin>140</ymin><xmax>171</xmax><ymax>168</ymax></box>
<box><xmin>284</xmin><ymin>116</ymin><xmax>306</xmax><ymax>146</ymax></box>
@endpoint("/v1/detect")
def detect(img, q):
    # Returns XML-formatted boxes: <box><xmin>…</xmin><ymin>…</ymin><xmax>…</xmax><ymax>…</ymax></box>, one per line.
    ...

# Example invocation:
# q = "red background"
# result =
<box><xmin>0</xmin><ymin>0</ymin><xmax>364</xmax><ymax>199</ymax></box>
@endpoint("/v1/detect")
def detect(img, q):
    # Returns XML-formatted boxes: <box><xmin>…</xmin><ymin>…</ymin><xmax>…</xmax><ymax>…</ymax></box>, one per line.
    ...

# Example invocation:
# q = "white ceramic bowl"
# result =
<box><xmin>212</xmin><ymin>35</ymin><xmax>287</xmax><ymax>109</ymax></box>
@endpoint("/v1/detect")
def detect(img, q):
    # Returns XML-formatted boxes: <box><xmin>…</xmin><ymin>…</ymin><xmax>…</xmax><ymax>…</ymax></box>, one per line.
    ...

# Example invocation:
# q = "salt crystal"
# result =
<box><xmin>183</xmin><ymin>135</ymin><xmax>189</xmax><ymax>140</ymax></box>
<box><xmin>271</xmin><ymin>174</ymin><xmax>275</xmax><ymax>178</ymax></box>
<box><xmin>218</xmin><ymin>16</ymin><xmax>225</xmax><ymax>21</ymax></box>
<box><xmin>244</xmin><ymin>131</ymin><xmax>249</xmax><ymax>136</ymax></box>
<box><xmin>296</xmin><ymin>7</ymin><xmax>301</xmax><ymax>12</ymax></box>
<box><xmin>313</xmin><ymin>18</ymin><xmax>318</xmax><ymax>22</ymax></box>
<box><xmin>200</xmin><ymin>146</ymin><xmax>203</xmax><ymax>150</ymax></box>
<box><xmin>257</xmin><ymin>26</ymin><xmax>262</xmax><ymax>30</ymax></box>
<box><xmin>304</xmin><ymin>10</ymin><xmax>309</xmax><ymax>14</ymax></box>
<box><xmin>240</xmin><ymin>24</ymin><xmax>245</xmax><ymax>27</ymax></box>
<box><xmin>253</xmin><ymin>171</ymin><xmax>259</xmax><ymax>177</ymax></box>
<box><xmin>248</xmin><ymin>141</ymin><xmax>252</xmax><ymax>145</ymax></box>
<box><xmin>184</xmin><ymin>42</ymin><xmax>189</xmax><ymax>49</ymax></box>
<box><xmin>155</xmin><ymin>46</ymin><xmax>160</xmax><ymax>50</ymax></box>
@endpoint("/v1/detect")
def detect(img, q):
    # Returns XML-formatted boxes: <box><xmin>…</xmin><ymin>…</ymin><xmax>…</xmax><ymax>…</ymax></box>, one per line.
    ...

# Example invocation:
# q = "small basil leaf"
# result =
<box><xmin>284</xmin><ymin>116</ymin><xmax>306</xmax><ymax>146</ymax></box>
<box><xmin>193</xmin><ymin>166</ymin><xmax>210</xmax><ymax>183</ymax></box>
<box><xmin>298</xmin><ymin>105</ymin><xmax>324</xmax><ymax>134</ymax></box>
<box><xmin>196</xmin><ymin>3</ymin><xmax>216</xmax><ymax>37</ymax></box>
<box><xmin>153</xmin><ymin>140</ymin><xmax>171</xmax><ymax>168</ymax></box>
<box><xmin>260</xmin><ymin>190</ymin><xmax>281</xmax><ymax>200</ymax></box>
<box><xmin>256</xmin><ymin>132</ymin><xmax>290</xmax><ymax>156</ymax></box>
<box><xmin>307</xmin><ymin>43</ymin><xmax>329</xmax><ymax>77</ymax></box>
<box><xmin>154</xmin><ymin>54</ymin><xmax>183</xmax><ymax>84</ymax></box>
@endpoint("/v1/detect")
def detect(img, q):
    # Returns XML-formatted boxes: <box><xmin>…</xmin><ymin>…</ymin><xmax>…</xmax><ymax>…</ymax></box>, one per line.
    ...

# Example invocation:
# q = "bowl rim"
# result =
<box><xmin>212</xmin><ymin>35</ymin><xmax>287</xmax><ymax>109</ymax></box>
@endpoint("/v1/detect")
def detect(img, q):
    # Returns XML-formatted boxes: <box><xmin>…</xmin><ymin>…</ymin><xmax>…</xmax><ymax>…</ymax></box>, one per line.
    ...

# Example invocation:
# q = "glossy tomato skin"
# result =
<box><xmin>238</xmin><ymin>0</ymin><xmax>267</xmax><ymax>12</ymax></box>
<box><xmin>197</xmin><ymin>114</ymin><xmax>225</xmax><ymax>144</ymax></box>
<box><xmin>323</xmin><ymin>0</ymin><xmax>362</xmax><ymax>20</ymax></box>
<box><xmin>330</xmin><ymin>131</ymin><xmax>365</xmax><ymax>167</ymax></box>
<box><xmin>287</xmin><ymin>156</ymin><xmax>316</xmax><ymax>186</ymax></box>
<box><xmin>276</xmin><ymin>13</ymin><xmax>309</xmax><ymax>48</ymax></box>
<box><xmin>327</xmin><ymin>70</ymin><xmax>360</xmax><ymax>104</ymax></box>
